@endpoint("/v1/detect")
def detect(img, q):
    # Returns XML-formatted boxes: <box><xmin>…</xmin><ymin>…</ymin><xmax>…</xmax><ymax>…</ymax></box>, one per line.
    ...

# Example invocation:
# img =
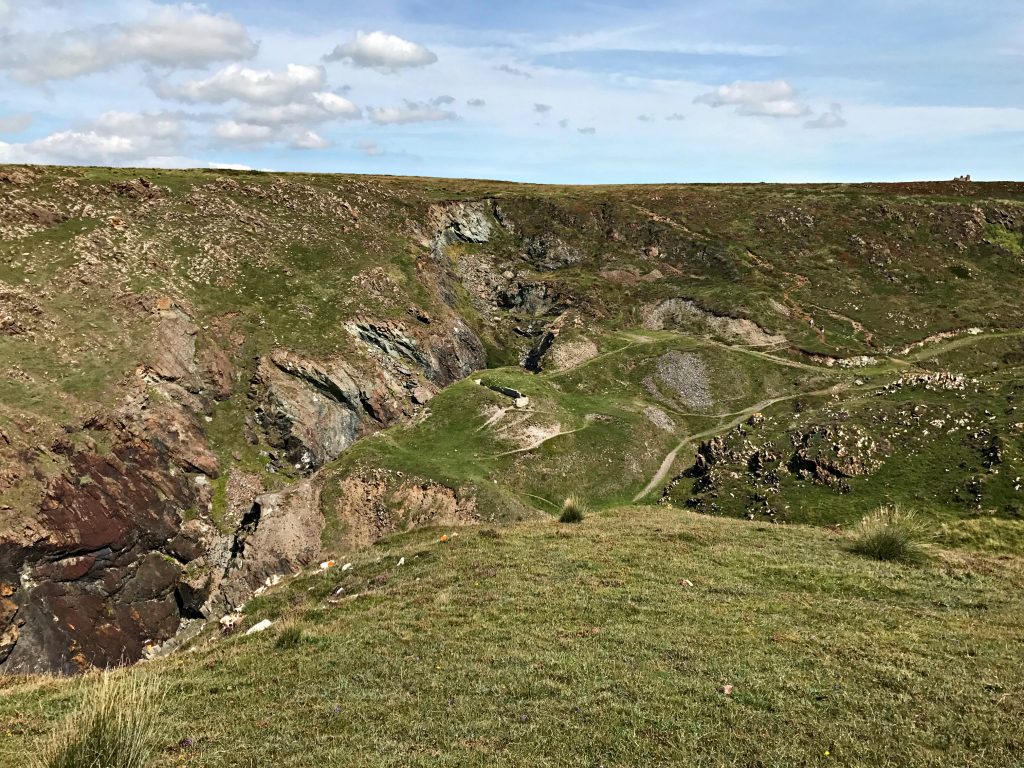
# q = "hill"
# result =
<box><xmin>0</xmin><ymin>165</ymin><xmax>1022</xmax><ymax>761</ymax></box>
<box><xmin>2</xmin><ymin>508</ymin><xmax>1022</xmax><ymax>766</ymax></box>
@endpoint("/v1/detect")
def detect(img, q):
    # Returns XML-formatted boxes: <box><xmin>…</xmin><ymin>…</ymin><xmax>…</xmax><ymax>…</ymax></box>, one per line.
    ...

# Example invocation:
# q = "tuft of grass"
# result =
<box><xmin>35</xmin><ymin>672</ymin><xmax>164</xmax><ymax>768</ymax></box>
<box><xmin>849</xmin><ymin>505</ymin><xmax>930</xmax><ymax>565</ymax></box>
<box><xmin>559</xmin><ymin>494</ymin><xmax>588</xmax><ymax>524</ymax></box>
<box><xmin>275</xmin><ymin>624</ymin><xmax>305</xmax><ymax>650</ymax></box>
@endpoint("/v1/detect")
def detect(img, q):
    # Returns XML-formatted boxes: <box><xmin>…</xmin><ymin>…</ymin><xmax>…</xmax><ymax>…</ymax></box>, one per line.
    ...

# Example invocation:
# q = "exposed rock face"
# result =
<box><xmin>219</xmin><ymin>481</ymin><xmax>324</xmax><ymax>610</ymax></box>
<box><xmin>643</xmin><ymin>298</ymin><xmax>785</xmax><ymax>347</ymax></box>
<box><xmin>253</xmin><ymin>353</ymin><xmax>369</xmax><ymax>472</ymax></box>
<box><xmin>346</xmin><ymin>322</ymin><xmax>433</xmax><ymax>373</ymax></box>
<box><xmin>424</xmin><ymin>318</ymin><xmax>487</xmax><ymax>385</ymax></box>
<box><xmin>522</xmin><ymin>233</ymin><xmax>582</xmax><ymax>271</ymax></box>
<box><xmin>430</xmin><ymin>200</ymin><xmax>494</xmax><ymax>256</ymax></box>
<box><xmin>327</xmin><ymin>470</ymin><xmax>478</xmax><ymax>552</ymax></box>
<box><xmin>151</xmin><ymin>306</ymin><xmax>199</xmax><ymax>383</ymax></box>
<box><xmin>346</xmin><ymin>318</ymin><xmax>485</xmax><ymax>387</ymax></box>
<box><xmin>498</xmin><ymin>281</ymin><xmax>567</xmax><ymax>317</ymax></box>
<box><xmin>252</xmin><ymin>319</ymin><xmax>485</xmax><ymax>475</ymax></box>
<box><xmin>0</xmin><ymin>430</ymin><xmax>197</xmax><ymax>674</ymax></box>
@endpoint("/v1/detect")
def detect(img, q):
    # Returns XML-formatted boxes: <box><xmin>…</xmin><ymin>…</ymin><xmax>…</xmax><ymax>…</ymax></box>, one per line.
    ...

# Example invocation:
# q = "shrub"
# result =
<box><xmin>559</xmin><ymin>495</ymin><xmax>588</xmax><ymax>524</ymax></box>
<box><xmin>849</xmin><ymin>505</ymin><xmax>930</xmax><ymax>565</ymax></box>
<box><xmin>37</xmin><ymin>672</ymin><xmax>164</xmax><ymax>768</ymax></box>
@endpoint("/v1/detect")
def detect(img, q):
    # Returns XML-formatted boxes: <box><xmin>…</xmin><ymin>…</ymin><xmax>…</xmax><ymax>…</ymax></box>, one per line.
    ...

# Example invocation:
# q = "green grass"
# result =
<box><xmin>2</xmin><ymin>507</ymin><xmax>1022</xmax><ymax>767</ymax></box>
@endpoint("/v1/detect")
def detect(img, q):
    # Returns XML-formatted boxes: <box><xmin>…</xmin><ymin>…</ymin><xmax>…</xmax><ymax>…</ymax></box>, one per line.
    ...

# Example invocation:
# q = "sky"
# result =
<box><xmin>0</xmin><ymin>0</ymin><xmax>1022</xmax><ymax>183</ymax></box>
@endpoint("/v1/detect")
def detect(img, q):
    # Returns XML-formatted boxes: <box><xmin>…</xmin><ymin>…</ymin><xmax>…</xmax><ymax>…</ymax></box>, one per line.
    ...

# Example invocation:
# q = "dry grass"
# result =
<box><xmin>34</xmin><ymin>672</ymin><xmax>164</xmax><ymax>768</ymax></box>
<box><xmin>559</xmin><ymin>494</ymin><xmax>588</xmax><ymax>523</ymax></box>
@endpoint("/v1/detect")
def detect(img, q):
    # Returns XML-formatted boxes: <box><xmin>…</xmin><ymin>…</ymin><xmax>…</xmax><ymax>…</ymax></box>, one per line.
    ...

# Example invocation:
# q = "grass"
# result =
<box><xmin>2</xmin><ymin>507</ymin><xmax>1022</xmax><ymax>767</ymax></box>
<box><xmin>850</xmin><ymin>505</ymin><xmax>930</xmax><ymax>565</ymax></box>
<box><xmin>32</xmin><ymin>672</ymin><xmax>164</xmax><ymax>768</ymax></box>
<box><xmin>558</xmin><ymin>494</ymin><xmax>588</xmax><ymax>523</ymax></box>
<box><xmin>274</xmin><ymin>624</ymin><xmax>305</xmax><ymax>650</ymax></box>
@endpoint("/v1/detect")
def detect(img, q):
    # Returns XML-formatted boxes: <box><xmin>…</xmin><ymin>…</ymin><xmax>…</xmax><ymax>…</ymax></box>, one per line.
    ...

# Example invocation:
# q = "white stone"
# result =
<box><xmin>246</xmin><ymin>619</ymin><xmax>274</xmax><ymax>636</ymax></box>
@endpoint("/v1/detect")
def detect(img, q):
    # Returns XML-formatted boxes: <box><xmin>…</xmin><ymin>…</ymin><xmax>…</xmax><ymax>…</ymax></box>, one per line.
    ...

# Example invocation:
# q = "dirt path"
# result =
<box><xmin>631</xmin><ymin>328</ymin><xmax>1024</xmax><ymax>503</ymax></box>
<box><xmin>492</xmin><ymin>426</ymin><xmax>587</xmax><ymax>457</ymax></box>
<box><xmin>632</xmin><ymin>384</ymin><xmax>847</xmax><ymax>503</ymax></box>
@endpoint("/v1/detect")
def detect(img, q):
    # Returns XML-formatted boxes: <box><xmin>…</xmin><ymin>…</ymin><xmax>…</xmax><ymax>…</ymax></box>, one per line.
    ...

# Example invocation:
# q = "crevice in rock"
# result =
<box><xmin>229</xmin><ymin>501</ymin><xmax>263</xmax><ymax>561</ymax></box>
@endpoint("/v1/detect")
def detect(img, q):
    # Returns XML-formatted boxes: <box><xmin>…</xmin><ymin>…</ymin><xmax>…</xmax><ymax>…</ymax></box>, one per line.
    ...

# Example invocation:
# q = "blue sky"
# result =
<box><xmin>0</xmin><ymin>0</ymin><xmax>1022</xmax><ymax>182</ymax></box>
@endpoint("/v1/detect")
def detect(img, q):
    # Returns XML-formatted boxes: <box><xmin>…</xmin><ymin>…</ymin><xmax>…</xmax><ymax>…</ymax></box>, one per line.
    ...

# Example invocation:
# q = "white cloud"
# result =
<box><xmin>805</xmin><ymin>103</ymin><xmax>847</xmax><ymax>130</ymax></box>
<box><xmin>0</xmin><ymin>113</ymin><xmax>33</xmax><ymax>133</ymax></box>
<box><xmin>467</xmin><ymin>98</ymin><xmax>486</xmax><ymax>108</ymax></box>
<box><xmin>0</xmin><ymin>0</ymin><xmax>10</xmax><ymax>23</ymax></box>
<box><xmin>666</xmin><ymin>113</ymin><xmax>686</xmax><ymax>121</ymax></box>
<box><xmin>534</xmin><ymin>103</ymin><xmax>553</xmax><ymax>114</ymax></box>
<box><xmin>157</xmin><ymin>64</ymin><xmax>324</xmax><ymax>105</ymax></box>
<box><xmin>157</xmin><ymin>64</ymin><xmax>360</xmax><ymax>143</ymax></box>
<box><xmin>694</xmin><ymin>80</ymin><xmax>811</xmax><ymax>118</ymax></box>
<box><xmin>0</xmin><ymin>5</ymin><xmax>256</xmax><ymax>83</ymax></box>
<box><xmin>638</xmin><ymin>114</ymin><xmax>654</xmax><ymax>122</ymax></box>
<box><xmin>208</xmin><ymin>162</ymin><xmax>253</xmax><ymax>171</ymax></box>
<box><xmin>231</xmin><ymin>93</ymin><xmax>360</xmax><ymax>127</ymax></box>
<box><xmin>313</xmin><ymin>91</ymin><xmax>360</xmax><ymax>117</ymax></box>
<box><xmin>0</xmin><ymin>111</ymin><xmax>187</xmax><ymax>165</ymax></box>
<box><xmin>367</xmin><ymin>98</ymin><xmax>457</xmax><ymax>125</ymax></box>
<box><xmin>324</xmin><ymin>31</ymin><xmax>437</xmax><ymax>73</ymax></box>
<box><xmin>578</xmin><ymin>127</ymin><xmax>597</xmax><ymax>135</ymax></box>
<box><xmin>291</xmin><ymin>130</ymin><xmax>329</xmax><ymax>150</ymax></box>
<box><xmin>214</xmin><ymin>121</ymin><xmax>274</xmax><ymax>143</ymax></box>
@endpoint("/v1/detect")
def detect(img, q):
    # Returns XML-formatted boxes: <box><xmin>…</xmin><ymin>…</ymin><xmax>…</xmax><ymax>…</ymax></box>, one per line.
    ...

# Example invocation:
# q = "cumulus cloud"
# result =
<box><xmin>324</xmin><ymin>31</ymin><xmax>437</xmax><ymax>73</ymax></box>
<box><xmin>666</xmin><ymin>113</ymin><xmax>686</xmax><ymax>121</ymax></box>
<box><xmin>0</xmin><ymin>113</ymin><xmax>34</xmax><ymax>133</ymax></box>
<box><xmin>495</xmin><ymin>64</ymin><xmax>532</xmax><ymax>78</ymax></box>
<box><xmin>157</xmin><ymin>63</ymin><xmax>360</xmax><ymax>145</ymax></box>
<box><xmin>311</xmin><ymin>91</ymin><xmax>361</xmax><ymax>118</ymax></box>
<box><xmin>291</xmin><ymin>130</ymin><xmax>330</xmax><ymax>150</ymax></box>
<box><xmin>0</xmin><ymin>5</ymin><xmax>256</xmax><ymax>83</ymax></box>
<box><xmin>694</xmin><ymin>80</ymin><xmax>811</xmax><ymax>118</ymax></box>
<box><xmin>534</xmin><ymin>103</ymin><xmax>553</xmax><ymax>114</ymax></box>
<box><xmin>214</xmin><ymin>121</ymin><xmax>274</xmax><ymax>143</ymax></box>
<box><xmin>805</xmin><ymin>103</ymin><xmax>847</xmax><ymax>130</ymax></box>
<box><xmin>578</xmin><ymin>127</ymin><xmax>596</xmax><ymax>135</ymax></box>
<box><xmin>0</xmin><ymin>111</ymin><xmax>187</xmax><ymax>165</ymax></box>
<box><xmin>367</xmin><ymin>97</ymin><xmax>457</xmax><ymax>125</ymax></box>
<box><xmin>467</xmin><ymin>98</ymin><xmax>486</xmax><ymax>107</ymax></box>
<box><xmin>637</xmin><ymin>114</ymin><xmax>654</xmax><ymax>122</ymax></box>
<box><xmin>157</xmin><ymin>64</ymin><xmax>325</xmax><ymax>105</ymax></box>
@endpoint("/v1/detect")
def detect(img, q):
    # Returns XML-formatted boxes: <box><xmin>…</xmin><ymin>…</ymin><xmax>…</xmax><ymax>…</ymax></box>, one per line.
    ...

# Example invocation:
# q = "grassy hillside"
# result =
<box><xmin>3</xmin><ymin>507</ymin><xmax>1022</xmax><ymax>767</ymax></box>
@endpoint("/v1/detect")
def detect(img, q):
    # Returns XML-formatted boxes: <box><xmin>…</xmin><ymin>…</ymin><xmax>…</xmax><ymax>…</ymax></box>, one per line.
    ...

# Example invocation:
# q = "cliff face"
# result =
<box><xmin>2</xmin><ymin>167</ymin><xmax>1024</xmax><ymax>673</ymax></box>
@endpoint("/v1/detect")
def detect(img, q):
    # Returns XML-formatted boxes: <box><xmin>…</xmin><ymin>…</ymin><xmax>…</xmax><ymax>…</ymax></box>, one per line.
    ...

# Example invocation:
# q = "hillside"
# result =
<box><xmin>2</xmin><ymin>509</ymin><xmax>1022</xmax><ymax>766</ymax></box>
<box><xmin>1</xmin><ymin>165</ymin><xmax>1023</xmax><ymax>716</ymax></box>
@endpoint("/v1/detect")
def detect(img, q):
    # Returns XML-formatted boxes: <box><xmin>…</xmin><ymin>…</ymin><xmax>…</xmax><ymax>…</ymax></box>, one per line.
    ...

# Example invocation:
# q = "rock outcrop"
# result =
<box><xmin>643</xmin><ymin>298</ymin><xmax>785</xmax><ymax>347</ymax></box>
<box><xmin>326</xmin><ymin>469</ymin><xmax>478</xmax><ymax>552</ymax></box>
<box><xmin>0</xmin><ymin>425</ymin><xmax>199</xmax><ymax>674</ymax></box>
